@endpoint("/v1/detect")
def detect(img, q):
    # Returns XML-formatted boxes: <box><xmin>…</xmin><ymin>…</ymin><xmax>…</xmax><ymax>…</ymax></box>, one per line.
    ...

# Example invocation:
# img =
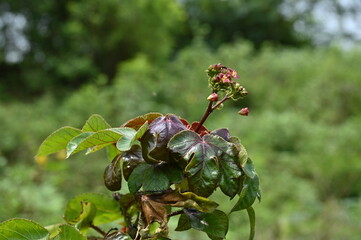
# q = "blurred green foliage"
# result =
<box><xmin>1</xmin><ymin>41</ymin><xmax>361</xmax><ymax>239</ymax></box>
<box><xmin>1</xmin><ymin>0</ymin><xmax>361</xmax><ymax>239</ymax></box>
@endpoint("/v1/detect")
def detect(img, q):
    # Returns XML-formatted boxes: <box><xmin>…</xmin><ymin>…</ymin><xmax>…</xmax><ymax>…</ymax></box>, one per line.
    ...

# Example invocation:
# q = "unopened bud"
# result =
<box><xmin>207</xmin><ymin>93</ymin><xmax>219</xmax><ymax>102</ymax></box>
<box><xmin>238</xmin><ymin>107</ymin><xmax>249</xmax><ymax>116</ymax></box>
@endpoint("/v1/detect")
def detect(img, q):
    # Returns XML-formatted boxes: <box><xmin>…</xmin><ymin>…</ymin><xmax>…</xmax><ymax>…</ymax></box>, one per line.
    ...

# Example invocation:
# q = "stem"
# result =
<box><xmin>168</xmin><ymin>210</ymin><xmax>184</xmax><ymax>218</ymax></box>
<box><xmin>90</xmin><ymin>223</ymin><xmax>107</xmax><ymax>236</ymax></box>
<box><xmin>195</xmin><ymin>94</ymin><xmax>230</xmax><ymax>133</ymax></box>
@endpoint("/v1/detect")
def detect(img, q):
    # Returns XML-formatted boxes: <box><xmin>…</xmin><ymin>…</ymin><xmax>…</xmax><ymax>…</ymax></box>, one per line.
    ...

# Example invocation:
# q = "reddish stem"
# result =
<box><xmin>195</xmin><ymin>94</ymin><xmax>230</xmax><ymax>133</ymax></box>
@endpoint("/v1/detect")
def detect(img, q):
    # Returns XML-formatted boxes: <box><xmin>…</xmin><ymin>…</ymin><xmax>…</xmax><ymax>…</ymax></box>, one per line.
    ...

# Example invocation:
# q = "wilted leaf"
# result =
<box><xmin>36</xmin><ymin>127</ymin><xmax>82</xmax><ymax>157</ymax></box>
<box><xmin>64</xmin><ymin>193</ymin><xmax>122</xmax><ymax>226</ymax></box>
<box><xmin>231</xmin><ymin>175</ymin><xmax>260</xmax><ymax>213</ymax></box>
<box><xmin>82</xmin><ymin>114</ymin><xmax>111</xmax><ymax>132</ymax></box>
<box><xmin>152</xmin><ymin>191</ymin><xmax>218</xmax><ymax>213</ymax></box>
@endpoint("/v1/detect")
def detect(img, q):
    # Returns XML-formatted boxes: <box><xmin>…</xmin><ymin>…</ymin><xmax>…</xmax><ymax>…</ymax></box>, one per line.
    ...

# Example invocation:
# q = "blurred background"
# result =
<box><xmin>1</xmin><ymin>0</ymin><xmax>361</xmax><ymax>239</ymax></box>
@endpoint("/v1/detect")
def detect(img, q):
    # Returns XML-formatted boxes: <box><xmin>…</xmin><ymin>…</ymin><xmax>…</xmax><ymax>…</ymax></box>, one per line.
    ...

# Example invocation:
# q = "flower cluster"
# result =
<box><xmin>206</xmin><ymin>64</ymin><xmax>248</xmax><ymax>100</ymax></box>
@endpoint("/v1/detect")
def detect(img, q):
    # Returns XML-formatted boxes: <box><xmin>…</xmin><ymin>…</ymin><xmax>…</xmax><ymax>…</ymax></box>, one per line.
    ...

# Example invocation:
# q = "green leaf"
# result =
<box><xmin>106</xmin><ymin>144</ymin><xmax>121</xmax><ymax>161</ymax></box>
<box><xmin>74</xmin><ymin>201</ymin><xmax>97</xmax><ymax>233</ymax></box>
<box><xmin>229</xmin><ymin>136</ymin><xmax>248</xmax><ymax>166</ymax></box>
<box><xmin>246</xmin><ymin>207</ymin><xmax>256</xmax><ymax>240</ymax></box>
<box><xmin>116</xmin><ymin>122</ymin><xmax>148</xmax><ymax>151</ymax></box>
<box><xmin>66</xmin><ymin>132</ymin><xmax>94</xmax><ymax>158</ymax></box>
<box><xmin>169</xmin><ymin>130</ymin><xmax>242</xmax><ymax>197</ymax></box>
<box><xmin>53</xmin><ymin>224</ymin><xmax>86</xmax><ymax>240</ymax></box>
<box><xmin>176</xmin><ymin>209</ymin><xmax>228</xmax><ymax>239</ymax></box>
<box><xmin>242</xmin><ymin>158</ymin><xmax>256</xmax><ymax>179</ymax></box>
<box><xmin>36</xmin><ymin>127</ymin><xmax>82</xmax><ymax>157</ymax></box>
<box><xmin>66</xmin><ymin>128</ymin><xmax>125</xmax><ymax>157</ymax></box>
<box><xmin>64</xmin><ymin>193</ymin><xmax>122</xmax><ymax>226</ymax></box>
<box><xmin>0</xmin><ymin>218</ymin><xmax>49</xmax><ymax>240</ymax></box>
<box><xmin>230</xmin><ymin>175</ymin><xmax>260</xmax><ymax>213</ymax></box>
<box><xmin>82</xmin><ymin>114</ymin><xmax>111</xmax><ymax>132</ymax></box>
<box><xmin>128</xmin><ymin>163</ymin><xmax>183</xmax><ymax>194</ymax></box>
<box><xmin>175</xmin><ymin>214</ymin><xmax>191</xmax><ymax>231</ymax></box>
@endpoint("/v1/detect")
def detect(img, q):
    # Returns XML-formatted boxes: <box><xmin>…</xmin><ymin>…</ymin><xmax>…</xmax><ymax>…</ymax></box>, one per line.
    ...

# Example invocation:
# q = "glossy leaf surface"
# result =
<box><xmin>104</xmin><ymin>154</ymin><xmax>122</xmax><ymax>191</ymax></box>
<box><xmin>128</xmin><ymin>163</ymin><xmax>183</xmax><ymax>194</ymax></box>
<box><xmin>169</xmin><ymin>130</ymin><xmax>242</xmax><ymax>197</ymax></box>
<box><xmin>122</xmin><ymin>145</ymin><xmax>144</xmax><ymax>181</ymax></box>
<box><xmin>0</xmin><ymin>218</ymin><xmax>49</xmax><ymax>240</ymax></box>
<box><xmin>231</xmin><ymin>175</ymin><xmax>260</xmax><ymax>213</ymax></box>
<box><xmin>36</xmin><ymin>127</ymin><xmax>82</xmax><ymax>157</ymax></box>
<box><xmin>176</xmin><ymin>209</ymin><xmax>228</xmax><ymax>239</ymax></box>
<box><xmin>142</xmin><ymin>114</ymin><xmax>187</xmax><ymax>161</ymax></box>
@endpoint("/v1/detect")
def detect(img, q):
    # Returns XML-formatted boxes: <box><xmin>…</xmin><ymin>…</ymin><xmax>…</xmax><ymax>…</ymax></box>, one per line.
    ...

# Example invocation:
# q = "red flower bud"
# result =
<box><xmin>207</xmin><ymin>93</ymin><xmax>219</xmax><ymax>102</ymax></box>
<box><xmin>238</xmin><ymin>107</ymin><xmax>249</xmax><ymax>116</ymax></box>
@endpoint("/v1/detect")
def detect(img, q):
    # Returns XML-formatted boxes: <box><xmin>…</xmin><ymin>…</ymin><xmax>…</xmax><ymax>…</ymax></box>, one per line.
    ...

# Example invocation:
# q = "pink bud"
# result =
<box><xmin>238</xmin><ymin>107</ymin><xmax>249</xmax><ymax>116</ymax></box>
<box><xmin>207</xmin><ymin>93</ymin><xmax>219</xmax><ymax>102</ymax></box>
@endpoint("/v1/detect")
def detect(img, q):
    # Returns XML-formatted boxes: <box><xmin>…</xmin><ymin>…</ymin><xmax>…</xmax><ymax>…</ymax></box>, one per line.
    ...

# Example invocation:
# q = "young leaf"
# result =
<box><xmin>144</xmin><ymin>114</ymin><xmax>187</xmax><ymax>161</ymax></box>
<box><xmin>53</xmin><ymin>224</ymin><xmax>86</xmax><ymax>240</ymax></box>
<box><xmin>104</xmin><ymin>154</ymin><xmax>122</xmax><ymax>191</ymax></box>
<box><xmin>122</xmin><ymin>112</ymin><xmax>163</xmax><ymax>130</ymax></box>
<box><xmin>82</xmin><ymin>114</ymin><xmax>111</xmax><ymax>132</ymax></box>
<box><xmin>64</xmin><ymin>193</ymin><xmax>123</xmax><ymax>226</ymax></box>
<box><xmin>0</xmin><ymin>218</ymin><xmax>49</xmax><ymax>240</ymax></box>
<box><xmin>176</xmin><ymin>209</ymin><xmax>228</xmax><ymax>239</ymax></box>
<box><xmin>230</xmin><ymin>175</ymin><xmax>260</xmax><ymax>213</ymax></box>
<box><xmin>36</xmin><ymin>127</ymin><xmax>82</xmax><ymax>157</ymax></box>
<box><xmin>122</xmin><ymin>145</ymin><xmax>145</xmax><ymax>181</ymax></box>
<box><xmin>210</xmin><ymin>128</ymin><xmax>230</xmax><ymax>141</ymax></box>
<box><xmin>128</xmin><ymin>163</ymin><xmax>183</xmax><ymax>194</ymax></box>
